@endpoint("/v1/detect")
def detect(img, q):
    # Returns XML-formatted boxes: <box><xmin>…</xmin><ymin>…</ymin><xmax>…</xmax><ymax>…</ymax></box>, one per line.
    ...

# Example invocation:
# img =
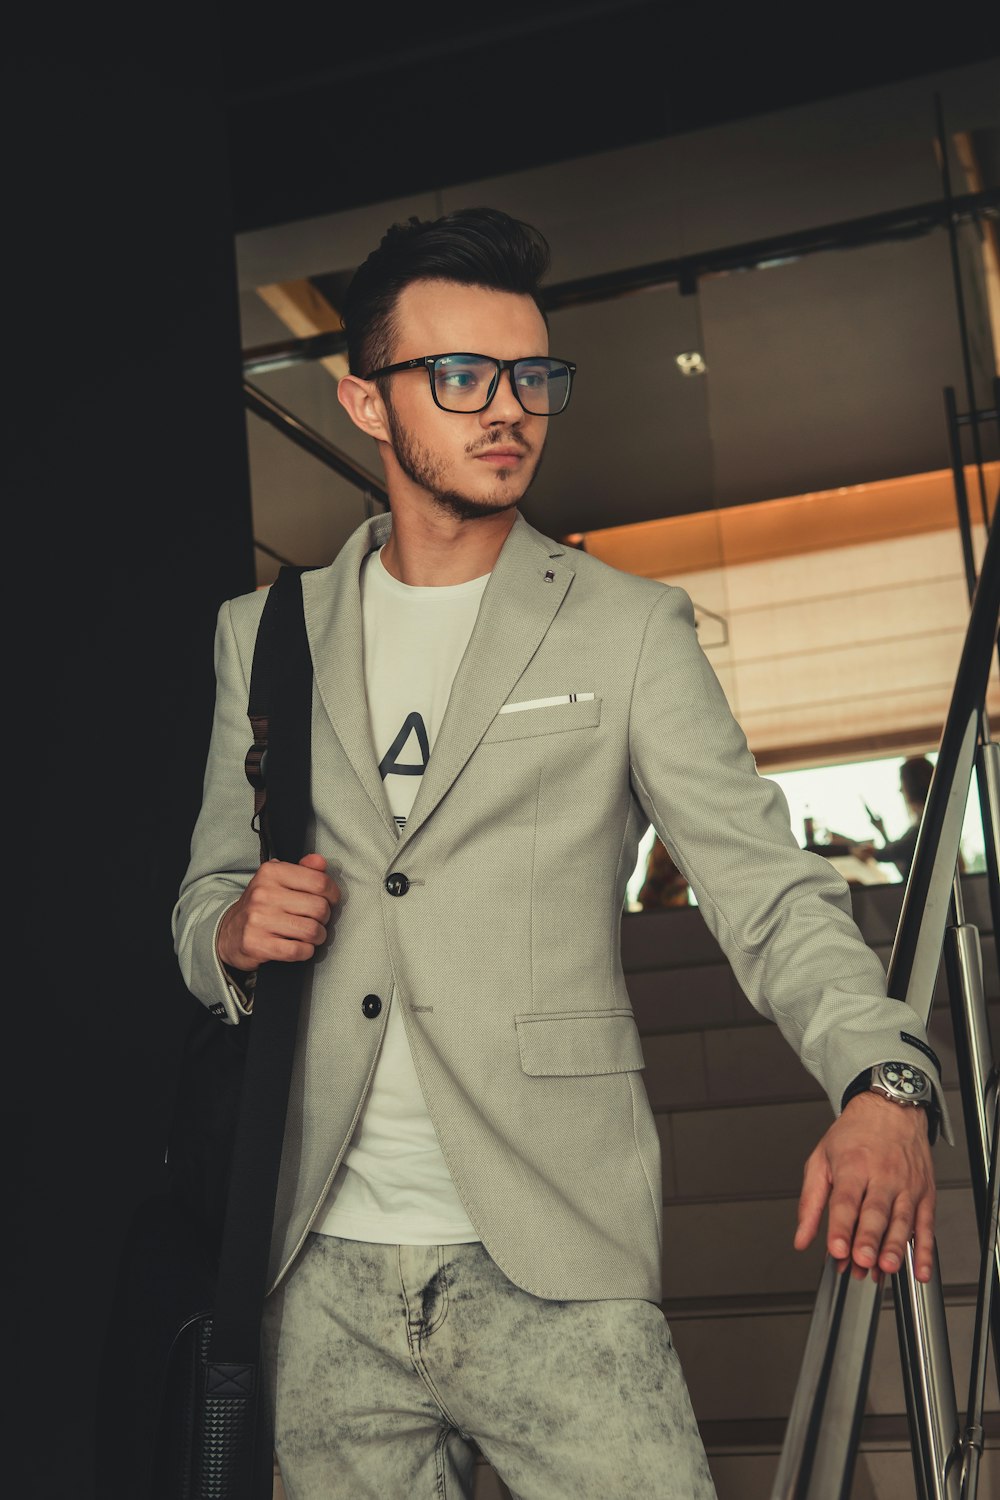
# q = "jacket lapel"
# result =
<box><xmin>303</xmin><ymin>513</ymin><xmax>398</xmax><ymax>841</ymax></box>
<box><xmin>399</xmin><ymin>514</ymin><xmax>575</xmax><ymax>847</ymax></box>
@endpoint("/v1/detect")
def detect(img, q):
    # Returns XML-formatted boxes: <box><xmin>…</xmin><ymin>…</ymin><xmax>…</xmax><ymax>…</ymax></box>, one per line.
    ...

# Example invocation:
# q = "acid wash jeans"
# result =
<box><xmin>261</xmin><ymin>1234</ymin><xmax>717</xmax><ymax>1500</ymax></box>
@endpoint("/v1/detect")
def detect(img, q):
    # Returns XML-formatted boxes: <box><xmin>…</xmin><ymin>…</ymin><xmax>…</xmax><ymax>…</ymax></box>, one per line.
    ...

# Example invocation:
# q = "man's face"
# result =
<box><xmin>378</xmin><ymin>279</ymin><xmax>551</xmax><ymax>522</ymax></box>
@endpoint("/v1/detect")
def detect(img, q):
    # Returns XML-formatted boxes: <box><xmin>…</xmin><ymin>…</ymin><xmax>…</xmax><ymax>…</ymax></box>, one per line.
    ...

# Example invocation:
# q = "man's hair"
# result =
<box><xmin>900</xmin><ymin>755</ymin><xmax>935</xmax><ymax>807</ymax></box>
<box><xmin>341</xmin><ymin>207</ymin><xmax>551</xmax><ymax>379</ymax></box>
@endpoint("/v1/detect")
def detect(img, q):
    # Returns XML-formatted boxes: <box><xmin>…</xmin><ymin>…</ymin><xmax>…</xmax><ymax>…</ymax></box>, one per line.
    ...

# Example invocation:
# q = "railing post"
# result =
<box><xmin>944</xmin><ymin>386</ymin><xmax>978</xmax><ymax>603</ymax></box>
<box><xmin>774</xmin><ymin>498</ymin><xmax>1000</xmax><ymax>1496</ymax></box>
<box><xmin>943</xmin><ymin>891</ymin><xmax>1000</xmax><ymax>1411</ymax></box>
<box><xmin>974</xmin><ymin>740</ymin><xmax>1000</xmax><ymax>989</ymax></box>
<box><xmin>771</xmin><ymin>1267</ymin><xmax>882</xmax><ymax>1499</ymax></box>
<box><xmin>959</xmin><ymin>1089</ymin><xmax>1000</xmax><ymax>1500</ymax></box>
<box><xmin>893</xmin><ymin>1251</ymin><xmax>963</xmax><ymax>1499</ymax></box>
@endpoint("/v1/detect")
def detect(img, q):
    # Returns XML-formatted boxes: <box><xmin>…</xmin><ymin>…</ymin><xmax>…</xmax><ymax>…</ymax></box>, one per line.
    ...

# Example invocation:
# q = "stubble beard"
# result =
<box><xmin>385</xmin><ymin>401</ymin><xmax>543</xmax><ymax>523</ymax></box>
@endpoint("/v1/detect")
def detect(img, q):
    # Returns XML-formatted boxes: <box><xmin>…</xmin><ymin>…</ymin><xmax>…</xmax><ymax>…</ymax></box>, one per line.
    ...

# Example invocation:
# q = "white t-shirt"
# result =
<box><xmin>315</xmin><ymin>547</ymin><xmax>488</xmax><ymax>1245</ymax></box>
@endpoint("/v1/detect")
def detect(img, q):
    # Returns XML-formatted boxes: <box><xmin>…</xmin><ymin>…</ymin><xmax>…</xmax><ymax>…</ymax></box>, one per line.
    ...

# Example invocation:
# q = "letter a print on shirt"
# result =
<box><xmin>378</xmin><ymin>711</ymin><xmax>430</xmax><ymax>781</ymax></box>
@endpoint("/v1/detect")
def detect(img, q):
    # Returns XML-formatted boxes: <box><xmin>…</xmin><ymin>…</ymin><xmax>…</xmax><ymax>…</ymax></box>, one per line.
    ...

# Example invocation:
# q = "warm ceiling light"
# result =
<box><xmin>676</xmin><ymin>352</ymin><xmax>707</xmax><ymax>376</ymax></box>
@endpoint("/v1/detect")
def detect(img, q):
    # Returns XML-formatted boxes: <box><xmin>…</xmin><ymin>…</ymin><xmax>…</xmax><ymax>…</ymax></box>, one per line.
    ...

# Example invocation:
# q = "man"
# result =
<box><xmin>175</xmin><ymin>208</ymin><xmax>947</xmax><ymax>1499</ymax></box>
<box><xmin>851</xmin><ymin>756</ymin><xmax>937</xmax><ymax>879</ymax></box>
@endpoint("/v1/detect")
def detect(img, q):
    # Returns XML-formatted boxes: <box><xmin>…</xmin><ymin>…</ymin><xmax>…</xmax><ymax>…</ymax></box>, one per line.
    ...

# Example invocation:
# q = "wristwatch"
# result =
<box><xmin>841</xmin><ymin>1061</ymin><xmax>940</xmax><ymax>1144</ymax></box>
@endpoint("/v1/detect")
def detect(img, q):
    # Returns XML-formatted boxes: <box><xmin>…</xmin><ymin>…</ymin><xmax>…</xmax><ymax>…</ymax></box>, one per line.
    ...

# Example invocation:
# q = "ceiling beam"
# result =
<box><xmin>255</xmin><ymin>278</ymin><xmax>348</xmax><ymax>380</ymax></box>
<box><xmin>243</xmin><ymin>187</ymin><xmax>1000</xmax><ymax>375</ymax></box>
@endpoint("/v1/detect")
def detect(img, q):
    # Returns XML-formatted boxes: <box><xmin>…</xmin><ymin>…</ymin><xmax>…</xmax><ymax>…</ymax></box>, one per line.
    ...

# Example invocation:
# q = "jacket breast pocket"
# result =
<box><xmin>480</xmin><ymin>696</ymin><xmax>602</xmax><ymax>745</ymax></box>
<box><xmin>515</xmin><ymin>1009</ymin><xmax>645</xmax><ymax>1076</ymax></box>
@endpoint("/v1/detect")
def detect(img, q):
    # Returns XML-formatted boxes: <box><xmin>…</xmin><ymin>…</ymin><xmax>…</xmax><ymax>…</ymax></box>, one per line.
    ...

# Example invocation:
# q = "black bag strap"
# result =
<box><xmin>208</xmin><ymin>565</ymin><xmax>316</xmax><ymax>1367</ymax></box>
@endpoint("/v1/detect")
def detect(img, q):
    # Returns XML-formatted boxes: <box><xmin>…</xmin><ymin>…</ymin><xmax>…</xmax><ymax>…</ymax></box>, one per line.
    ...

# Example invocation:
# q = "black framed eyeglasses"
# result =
<box><xmin>362</xmin><ymin>353</ymin><xmax>577</xmax><ymax>416</ymax></box>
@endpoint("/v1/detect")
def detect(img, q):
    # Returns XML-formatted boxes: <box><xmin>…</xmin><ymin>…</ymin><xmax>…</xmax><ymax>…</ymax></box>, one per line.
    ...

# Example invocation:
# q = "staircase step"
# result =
<box><xmin>668</xmin><ymin>1296</ymin><xmax>999</xmax><ymax>1424</ymax></box>
<box><xmin>622</xmin><ymin>875</ymin><xmax>994</xmax><ymax>966</ymax></box>
<box><xmin>623</xmin><ymin>872</ymin><xmax>999</xmax><ymax>1042</ymax></box>
<box><xmin>629</xmin><ymin>948</ymin><xmax>997</xmax><ymax>1037</ymax></box>
<box><xmin>701</xmin><ymin>1435</ymin><xmax>998</xmax><ymax>1500</ymax></box>
<box><xmin>472</xmin><ymin>1462</ymin><xmax>513</xmax><ymax>1500</ymax></box>
<box><xmin>659</xmin><ymin>1182</ymin><xmax>980</xmax><ymax>1301</ymax></box>
<box><xmin>637</xmin><ymin>1003</ymin><xmax>998</xmax><ymax>1111</ymax></box>
<box><xmin>655</xmin><ymin>1088</ymin><xmax>971</xmax><ymax>1203</ymax></box>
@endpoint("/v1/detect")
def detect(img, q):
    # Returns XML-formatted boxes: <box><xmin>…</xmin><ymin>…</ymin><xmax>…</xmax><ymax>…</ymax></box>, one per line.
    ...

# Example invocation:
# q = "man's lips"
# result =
<box><xmin>473</xmin><ymin>447</ymin><xmax>525</xmax><ymax>465</ymax></box>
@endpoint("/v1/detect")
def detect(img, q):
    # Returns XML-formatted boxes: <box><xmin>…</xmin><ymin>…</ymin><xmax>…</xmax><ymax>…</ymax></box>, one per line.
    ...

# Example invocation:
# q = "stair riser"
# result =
<box><xmin>670</xmin><ymin>1302</ymin><xmax>999</xmax><ymax>1424</ymax></box>
<box><xmin>656</xmin><ymin>1089</ymin><xmax>971</xmax><ymax>1203</ymax></box>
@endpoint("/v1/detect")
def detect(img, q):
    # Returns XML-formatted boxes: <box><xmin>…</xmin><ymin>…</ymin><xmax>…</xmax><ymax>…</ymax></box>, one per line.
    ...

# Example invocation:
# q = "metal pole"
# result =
<box><xmin>893</xmin><ymin>1250</ymin><xmax>963</xmax><ymax>1500</ymax></box>
<box><xmin>944</xmin><ymin>893</ymin><xmax>1000</xmax><ymax>1399</ymax></box>
<box><xmin>934</xmin><ymin>97</ymin><xmax>991</xmax><ymax>536</ymax></box>
<box><xmin>771</xmin><ymin>1265</ymin><xmax>879</xmax><ymax>1499</ymax></box>
<box><xmin>774</xmin><ymin>498</ymin><xmax>1000</xmax><ymax>1494</ymax></box>
<box><xmin>960</xmin><ymin>1086</ymin><xmax>1000</xmax><ymax>1500</ymax></box>
<box><xmin>772</xmin><ymin>701</ymin><xmax>974</xmax><ymax>1498</ymax></box>
<box><xmin>242</xmin><ymin>381</ymin><xmax>388</xmax><ymax>505</ymax></box>
<box><xmin>945</xmin><ymin>386</ymin><xmax>978</xmax><ymax>602</ymax></box>
<box><xmin>973</xmin><ymin>739</ymin><xmax>1000</xmax><ymax>1043</ymax></box>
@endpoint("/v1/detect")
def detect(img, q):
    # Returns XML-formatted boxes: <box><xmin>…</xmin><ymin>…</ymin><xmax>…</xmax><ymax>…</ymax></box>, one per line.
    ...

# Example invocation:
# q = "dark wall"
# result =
<box><xmin>6</xmin><ymin>9</ymin><xmax>254</xmax><ymax>1495</ymax></box>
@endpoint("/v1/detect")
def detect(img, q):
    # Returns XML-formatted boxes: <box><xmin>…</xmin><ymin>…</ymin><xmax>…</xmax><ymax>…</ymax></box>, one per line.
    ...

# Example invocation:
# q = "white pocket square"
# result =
<box><xmin>499</xmin><ymin>694</ymin><xmax>595</xmax><ymax>715</ymax></box>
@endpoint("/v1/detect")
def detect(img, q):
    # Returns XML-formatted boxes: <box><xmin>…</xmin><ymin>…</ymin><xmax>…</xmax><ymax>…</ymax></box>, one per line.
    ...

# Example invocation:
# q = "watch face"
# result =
<box><xmin>880</xmin><ymin>1061</ymin><xmax>928</xmax><ymax>1097</ymax></box>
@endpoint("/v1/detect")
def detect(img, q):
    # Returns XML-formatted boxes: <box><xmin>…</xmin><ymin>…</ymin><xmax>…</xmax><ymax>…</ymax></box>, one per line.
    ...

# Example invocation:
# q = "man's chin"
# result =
<box><xmin>430</xmin><ymin>488</ymin><xmax>523</xmax><ymax>524</ymax></box>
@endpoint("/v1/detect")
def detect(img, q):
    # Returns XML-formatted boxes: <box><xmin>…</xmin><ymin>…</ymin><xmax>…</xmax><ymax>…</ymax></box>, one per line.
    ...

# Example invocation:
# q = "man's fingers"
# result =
<box><xmin>799</xmin><ymin>1094</ymin><xmax>938</xmax><ymax>1281</ymax></box>
<box><xmin>247</xmin><ymin>883</ymin><xmax>331</xmax><ymax>925</ymax></box>
<box><xmin>298</xmin><ymin>851</ymin><xmax>339</xmax><ymax>899</ymax></box>
<box><xmin>298</xmin><ymin>852</ymin><xmax>328</xmax><ymax>872</ymax></box>
<box><xmin>794</xmin><ymin>1153</ymin><xmax>831</xmax><ymax>1250</ymax></box>
<box><xmin>244</xmin><ymin>904</ymin><xmax>327</xmax><ymax>947</ymax></box>
<box><xmin>218</xmin><ymin>855</ymin><xmax>339</xmax><ymax>969</ymax></box>
<box><xmin>870</xmin><ymin>1194</ymin><xmax>915</xmax><ymax>1275</ymax></box>
<box><xmin>257</xmin><ymin>934</ymin><xmax>322</xmax><ymax>964</ymax></box>
<box><xmin>848</xmin><ymin>1192</ymin><xmax>894</xmax><ymax>1271</ymax></box>
<box><xmin>256</xmin><ymin>855</ymin><xmax>339</xmax><ymax>904</ymax></box>
<box><xmin>912</xmin><ymin>1195</ymin><xmax>936</xmax><ymax>1283</ymax></box>
<box><xmin>825</xmin><ymin>1175</ymin><xmax>866</xmax><ymax>1261</ymax></box>
<box><xmin>262</xmin><ymin>857</ymin><xmax>335</xmax><ymax>893</ymax></box>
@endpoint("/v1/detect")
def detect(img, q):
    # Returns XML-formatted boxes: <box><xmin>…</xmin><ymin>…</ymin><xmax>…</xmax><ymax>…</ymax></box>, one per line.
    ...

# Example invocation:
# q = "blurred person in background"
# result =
<box><xmin>637</xmin><ymin>835</ymin><xmax>690</xmax><ymax>909</ymax></box>
<box><xmin>850</xmin><ymin>756</ymin><xmax>935</xmax><ymax>880</ymax></box>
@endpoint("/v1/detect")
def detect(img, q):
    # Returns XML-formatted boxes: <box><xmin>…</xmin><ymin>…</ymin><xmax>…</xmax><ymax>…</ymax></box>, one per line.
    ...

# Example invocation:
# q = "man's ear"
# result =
<box><xmin>338</xmin><ymin>374</ymin><xmax>390</xmax><ymax>443</ymax></box>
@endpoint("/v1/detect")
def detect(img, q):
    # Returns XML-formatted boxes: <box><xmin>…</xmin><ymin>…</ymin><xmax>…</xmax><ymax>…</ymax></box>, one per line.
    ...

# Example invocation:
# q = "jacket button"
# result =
<box><xmin>362</xmin><ymin>994</ymin><xmax>382</xmax><ymax>1018</ymax></box>
<box><xmin>385</xmin><ymin>872</ymin><xmax>410</xmax><ymax>897</ymax></box>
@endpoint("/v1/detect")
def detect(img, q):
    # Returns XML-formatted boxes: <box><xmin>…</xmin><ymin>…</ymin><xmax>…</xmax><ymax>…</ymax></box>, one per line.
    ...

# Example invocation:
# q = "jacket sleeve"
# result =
<box><xmin>627</xmin><ymin>586</ymin><xmax>952</xmax><ymax>1139</ymax></box>
<box><xmin>172</xmin><ymin>598</ymin><xmax>262</xmax><ymax>1026</ymax></box>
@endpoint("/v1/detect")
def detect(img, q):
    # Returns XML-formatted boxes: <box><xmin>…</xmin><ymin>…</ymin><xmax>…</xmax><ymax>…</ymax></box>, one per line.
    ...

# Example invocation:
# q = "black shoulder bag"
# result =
<box><xmin>98</xmin><ymin>566</ymin><xmax>315</xmax><ymax>1500</ymax></box>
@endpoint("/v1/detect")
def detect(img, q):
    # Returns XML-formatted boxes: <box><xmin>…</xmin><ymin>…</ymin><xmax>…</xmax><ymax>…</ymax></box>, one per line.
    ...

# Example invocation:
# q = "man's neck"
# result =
<box><xmin>379</xmin><ymin>500</ymin><xmax>517</xmax><ymax>586</ymax></box>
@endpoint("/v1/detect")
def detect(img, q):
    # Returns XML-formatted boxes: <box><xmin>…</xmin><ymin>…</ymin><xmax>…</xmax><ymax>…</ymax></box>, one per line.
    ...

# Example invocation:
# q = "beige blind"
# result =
<box><xmin>577</xmin><ymin>466</ymin><xmax>999</xmax><ymax>770</ymax></box>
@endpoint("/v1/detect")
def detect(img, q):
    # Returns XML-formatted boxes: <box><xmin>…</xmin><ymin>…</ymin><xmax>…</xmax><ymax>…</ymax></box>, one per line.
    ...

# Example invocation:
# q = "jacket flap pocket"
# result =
<box><xmin>515</xmin><ymin>1010</ymin><xmax>645</xmax><ymax>1076</ymax></box>
<box><xmin>481</xmin><ymin>696</ymin><xmax>602</xmax><ymax>745</ymax></box>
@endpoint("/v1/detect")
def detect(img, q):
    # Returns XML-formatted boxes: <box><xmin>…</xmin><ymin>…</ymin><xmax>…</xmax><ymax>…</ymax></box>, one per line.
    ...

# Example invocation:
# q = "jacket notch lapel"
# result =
<box><xmin>399</xmin><ymin>516</ymin><xmax>575</xmax><ymax>846</ymax></box>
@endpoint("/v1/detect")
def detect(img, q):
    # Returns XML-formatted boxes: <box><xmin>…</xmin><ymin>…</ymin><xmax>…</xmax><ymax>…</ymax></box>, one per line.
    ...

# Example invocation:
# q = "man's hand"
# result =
<box><xmin>217</xmin><ymin>853</ymin><xmax>340</xmax><ymax>970</ymax></box>
<box><xmin>794</xmin><ymin>1092</ymin><xmax>937</xmax><ymax>1283</ymax></box>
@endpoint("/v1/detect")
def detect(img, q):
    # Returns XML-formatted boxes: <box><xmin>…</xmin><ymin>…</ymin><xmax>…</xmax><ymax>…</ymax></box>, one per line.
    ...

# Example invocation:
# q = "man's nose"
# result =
<box><xmin>480</xmin><ymin>368</ymin><xmax>523</xmax><ymax>426</ymax></box>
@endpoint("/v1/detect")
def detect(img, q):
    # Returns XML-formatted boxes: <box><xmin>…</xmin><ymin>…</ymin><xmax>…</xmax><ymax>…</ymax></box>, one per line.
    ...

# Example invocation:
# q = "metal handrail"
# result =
<box><xmin>773</xmin><ymin>490</ymin><xmax>1000</xmax><ymax>1497</ymax></box>
<box><xmin>961</xmin><ymin>1084</ymin><xmax>1000</xmax><ymax>1499</ymax></box>
<box><xmin>243</xmin><ymin>380</ymin><xmax>388</xmax><ymax>508</ymax></box>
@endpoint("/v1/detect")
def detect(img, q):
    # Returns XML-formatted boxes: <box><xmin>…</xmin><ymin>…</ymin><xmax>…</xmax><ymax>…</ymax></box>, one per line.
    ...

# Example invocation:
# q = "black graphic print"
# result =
<box><xmin>378</xmin><ymin>711</ymin><xmax>430</xmax><ymax>781</ymax></box>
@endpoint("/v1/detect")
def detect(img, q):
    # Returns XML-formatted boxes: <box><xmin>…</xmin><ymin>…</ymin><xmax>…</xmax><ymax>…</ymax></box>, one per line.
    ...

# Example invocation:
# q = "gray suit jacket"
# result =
<box><xmin>174</xmin><ymin>511</ymin><xmax>948</xmax><ymax>1302</ymax></box>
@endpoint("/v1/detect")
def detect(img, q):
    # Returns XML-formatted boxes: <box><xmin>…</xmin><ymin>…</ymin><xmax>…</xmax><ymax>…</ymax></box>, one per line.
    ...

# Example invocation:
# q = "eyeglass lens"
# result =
<box><xmin>431</xmin><ymin>356</ymin><xmax>571</xmax><ymax>415</ymax></box>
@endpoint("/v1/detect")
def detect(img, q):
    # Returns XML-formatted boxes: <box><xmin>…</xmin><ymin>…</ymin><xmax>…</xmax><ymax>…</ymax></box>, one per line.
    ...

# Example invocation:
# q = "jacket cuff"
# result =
<box><xmin>209</xmin><ymin>904</ymin><xmax>250</xmax><ymax>1026</ymax></box>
